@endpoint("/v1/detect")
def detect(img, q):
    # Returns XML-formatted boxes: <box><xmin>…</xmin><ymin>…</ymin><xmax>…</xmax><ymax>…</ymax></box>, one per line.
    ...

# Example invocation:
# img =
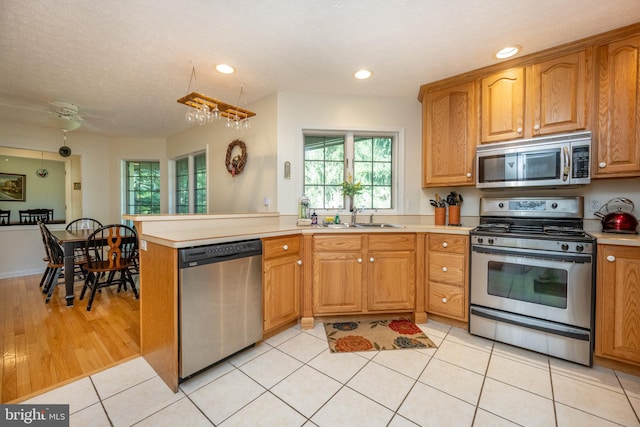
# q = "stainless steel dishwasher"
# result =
<box><xmin>178</xmin><ymin>239</ymin><xmax>263</xmax><ymax>379</ymax></box>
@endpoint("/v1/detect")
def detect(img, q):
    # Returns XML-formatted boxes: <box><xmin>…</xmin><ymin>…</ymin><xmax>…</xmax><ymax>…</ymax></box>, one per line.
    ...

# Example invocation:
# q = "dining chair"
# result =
<box><xmin>66</xmin><ymin>218</ymin><xmax>103</xmax><ymax>279</ymax></box>
<box><xmin>0</xmin><ymin>209</ymin><xmax>10</xmax><ymax>225</ymax></box>
<box><xmin>20</xmin><ymin>209</ymin><xmax>54</xmax><ymax>224</ymax></box>
<box><xmin>39</xmin><ymin>222</ymin><xmax>89</xmax><ymax>303</ymax></box>
<box><xmin>81</xmin><ymin>224</ymin><xmax>139</xmax><ymax>311</ymax></box>
<box><xmin>37</xmin><ymin>222</ymin><xmax>54</xmax><ymax>290</ymax></box>
<box><xmin>66</xmin><ymin>218</ymin><xmax>103</xmax><ymax>232</ymax></box>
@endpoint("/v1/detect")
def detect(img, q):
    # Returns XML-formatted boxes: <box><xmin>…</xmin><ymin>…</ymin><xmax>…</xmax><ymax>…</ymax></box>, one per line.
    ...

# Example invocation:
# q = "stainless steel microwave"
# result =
<box><xmin>476</xmin><ymin>131</ymin><xmax>591</xmax><ymax>189</ymax></box>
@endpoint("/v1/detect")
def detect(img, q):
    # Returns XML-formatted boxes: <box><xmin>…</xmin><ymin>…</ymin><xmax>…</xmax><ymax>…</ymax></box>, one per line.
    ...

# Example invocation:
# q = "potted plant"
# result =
<box><xmin>342</xmin><ymin>173</ymin><xmax>363</xmax><ymax>212</ymax></box>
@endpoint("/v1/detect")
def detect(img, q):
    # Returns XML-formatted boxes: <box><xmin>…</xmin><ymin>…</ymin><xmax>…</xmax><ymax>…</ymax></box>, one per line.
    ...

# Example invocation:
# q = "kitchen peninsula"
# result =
<box><xmin>125</xmin><ymin>212</ymin><xmax>473</xmax><ymax>392</ymax></box>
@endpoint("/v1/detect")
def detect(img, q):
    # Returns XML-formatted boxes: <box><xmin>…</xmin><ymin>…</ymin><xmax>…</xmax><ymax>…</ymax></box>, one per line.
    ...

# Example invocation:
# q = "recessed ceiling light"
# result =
<box><xmin>215</xmin><ymin>64</ymin><xmax>236</xmax><ymax>74</ymax></box>
<box><xmin>354</xmin><ymin>69</ymin><xmax>373</xmax><ymax>80</ymax></box>
<box><xmin>495</xmin><ymin>45</ymin><xmax>522</xmax><ymax>60</ymax></box>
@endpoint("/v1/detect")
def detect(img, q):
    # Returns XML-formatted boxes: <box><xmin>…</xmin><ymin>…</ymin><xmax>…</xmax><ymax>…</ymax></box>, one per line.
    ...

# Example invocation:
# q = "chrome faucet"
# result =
<box><xmin>351</xmin><ymin>207</ymin><xmax>360</xmax><ymax>225</ymax></box>
<box><xmin>369</xmin><ymin>213</ymin><xmax>374</xmax><ymax>224</ymax></box>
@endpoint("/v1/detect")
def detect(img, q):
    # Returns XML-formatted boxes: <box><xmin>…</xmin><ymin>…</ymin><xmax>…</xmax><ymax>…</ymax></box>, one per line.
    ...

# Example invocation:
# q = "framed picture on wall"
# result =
<box><xmin>0</xmin><ymin>173</ymin><xmax>26</xmax><ymax>201</ymax></box>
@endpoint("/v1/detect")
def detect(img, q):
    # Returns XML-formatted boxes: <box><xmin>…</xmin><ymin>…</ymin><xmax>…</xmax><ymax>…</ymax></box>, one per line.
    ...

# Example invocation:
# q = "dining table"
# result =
<box><xmin>50</xmin><ymin>228</ymin><xmax>93</xmax><ymax>307</ymax></box>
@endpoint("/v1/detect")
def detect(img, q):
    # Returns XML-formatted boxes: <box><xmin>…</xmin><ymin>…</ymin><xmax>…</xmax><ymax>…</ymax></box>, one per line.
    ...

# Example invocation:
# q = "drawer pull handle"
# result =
<box><xmin>357</xmin><ymin>258</ymin><xmax>363</xmax><ymax>263</ymax></box>
<box><xmin>466</xmin><ymin>173</ymin><xmax>472</xmax><ymax>178</ymax></box>
<box><xmin>283</xmin><ymin>245</ymin><xmax>289</xmax><ymax>251</ymax></box>
<box><xmin>369</xmin><ymin>257</ymin><xmax>375</xmax><ymax>263</ymax></box>
<box><xmin>297</xmin><ymin>260</ymin><xmax>302</xmax><ymax>265</ymax></box>
<box><xmin>442</xmin><ymin>266</ymin><xmax>448</xmax><ymax>272</ymax></box>
<box><xmin>442</xmin><ymin>297</ymin><xmax>448</xmax><ymax>303</ymax></box>
<box><xmin>599</xmin><ymin>162</ymin><xmax>607</xmax><ymax>168</ymax></box>
<box><xmin>442</xmin><ymin>242</ymin><xmax>448</xmax><ymax>248</ymax></box>
<box><xmin>606</xmin><ymin>255</ymin><xmax>616</xmax><ymax>262</ymax></box>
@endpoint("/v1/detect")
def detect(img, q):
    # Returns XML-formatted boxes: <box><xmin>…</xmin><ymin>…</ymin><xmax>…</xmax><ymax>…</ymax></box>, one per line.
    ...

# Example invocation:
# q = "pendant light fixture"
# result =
<box><xmin>36</xmin><ymin>151</ymin><xmax>48</xmax><ymax>178</ymax></box>
<box><xmin>59</xmin><ymin>130</ymin><xmax>72</xmax><ymax>157</ymax></box>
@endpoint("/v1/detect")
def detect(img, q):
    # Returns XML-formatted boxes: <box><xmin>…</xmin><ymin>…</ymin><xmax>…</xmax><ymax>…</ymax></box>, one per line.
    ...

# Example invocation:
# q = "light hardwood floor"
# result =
<box><xmin>0</xmin><ymin>274</ymin><xmax>140</xmax><ymax>403</ymax></box>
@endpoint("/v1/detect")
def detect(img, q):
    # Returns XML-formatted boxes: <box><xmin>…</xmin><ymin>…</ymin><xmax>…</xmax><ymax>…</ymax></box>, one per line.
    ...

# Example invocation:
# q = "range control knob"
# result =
<box><xmin>498</xmin><ymin>202</ymin><xmax>504</xmax><ymax>209</ymax></box>
<box><xmin>576</xmin><ymin>244</ymin><xmax>584</xmax><ymax>252</ymax></box>
<box><xmin>488</xmin><ymin>238</ymin><xmax>494</xmax><ymax>245</ymax></box>
<box><xmin>551</xmin><ymin>203</ymin><xmax>558</xmax><ymax>209</ymax></box>
<box><xmin>477</xmin><ymin>237</ymin><xmax>484</xmax><ymax>244</ymax></box>
<box><xmin>561</xmin><ymin>244</ymin><xmax>569</xmax><ymax>251</ymax></box>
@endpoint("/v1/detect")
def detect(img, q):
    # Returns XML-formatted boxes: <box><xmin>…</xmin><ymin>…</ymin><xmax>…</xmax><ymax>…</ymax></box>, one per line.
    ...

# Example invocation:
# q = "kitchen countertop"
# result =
<box><xmin>124</xmin><ymin>213</ymin><xmax>640</xmax><ymax>249</ymax></box>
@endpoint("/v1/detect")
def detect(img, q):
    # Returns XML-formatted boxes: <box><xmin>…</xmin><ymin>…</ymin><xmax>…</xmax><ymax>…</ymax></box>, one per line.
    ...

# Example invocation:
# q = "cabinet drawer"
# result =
<box><xmin>428</xmin><ymin>282</ymin><xmax>466</xmax><ymax>320</ymax></box>
<box><xmin>263</xmin><ymin>236</ymin><xmax>300</xmax><ymax>259</ymax></box>
<box><xmin>369</xmin><ymin>234</ymin><xmax>416</xmax><ymax>251</ymax></box>
<box><xmin>428</xmin><ymin>234</ymin><xmax>467</xmax><ymax>254</ymax></box>
<box><xmin>428</xmin><ymin>252</ymin><xmax>465</xmax><ymax>285</ymax></box>
<box><xmin>314</xmin><ymin>234</ymin><xmax>363</xmax><ymax>251</ymax></box>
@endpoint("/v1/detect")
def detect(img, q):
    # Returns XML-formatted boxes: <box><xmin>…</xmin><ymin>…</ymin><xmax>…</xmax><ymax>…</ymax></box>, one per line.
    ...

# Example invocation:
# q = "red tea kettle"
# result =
<box><xmin>595</xmin><ymin>197</ymin><xmax>639</xmax><ymax>234</ymax></box>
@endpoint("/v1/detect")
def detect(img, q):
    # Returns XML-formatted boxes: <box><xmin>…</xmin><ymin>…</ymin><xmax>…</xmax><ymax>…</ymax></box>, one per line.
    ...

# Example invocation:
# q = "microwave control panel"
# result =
<box><xmin>572</xmin><ymin>146</ymin><xmax>590</xmax><ymax>178</ymax></box>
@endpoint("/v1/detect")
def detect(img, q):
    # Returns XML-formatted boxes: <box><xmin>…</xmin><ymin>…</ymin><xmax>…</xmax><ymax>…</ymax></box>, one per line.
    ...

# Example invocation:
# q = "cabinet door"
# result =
<box><xmin>596</xmin><ymin>245</ymin><xmax>640</xmax><ymax>365</ymax></box>
<box><xmin>263</xmin><ymin>254</ymin><xmax>301</xmax><ymax>332</ymax></box>
<box><xmin>595</xmin><ymin>36</ymin><xmax>640</xmax><ymax>178</ymax></box>
<box><xmin>529</xmin><ymin>51</ymin><xmax>587</xmax><ymax>136</ymax></box>
<box><xmin>367</xmin><ymin>250</ymin><xmax>415</xmax><ymax>311</ymax></box>
<box><xmin>481</xmin><ymin>68</ymin><xmax>525</xmax><ymax>142</ymax></box>
<box><xmin>312</xmin><ymin>252</ymin><xmax>364</xmax><ymax>314</ymax></box>
<box><xmin>422</xmin><ymin>81</ymin><xmax>477</xmax><ymax>187</ymax></box>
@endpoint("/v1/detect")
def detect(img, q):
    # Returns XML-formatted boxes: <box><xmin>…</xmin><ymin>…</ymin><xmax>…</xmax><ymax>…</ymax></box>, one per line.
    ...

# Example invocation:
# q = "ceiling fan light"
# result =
<box><xmin>49</xmin><ymin>115</ymin><xmax>82</xmax><ymax>131</ymax></box>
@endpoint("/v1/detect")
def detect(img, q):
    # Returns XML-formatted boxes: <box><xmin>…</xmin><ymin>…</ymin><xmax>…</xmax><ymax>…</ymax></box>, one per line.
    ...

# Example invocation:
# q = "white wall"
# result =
<box><xmin>276</xmin><ymin>92</ymin><xmax>423</xmax><ymax>216</ymax></box>
<box><xmin>167</xmin><ymin>94</ymin><xmax>278</xmax><ymax>213</ymax></box>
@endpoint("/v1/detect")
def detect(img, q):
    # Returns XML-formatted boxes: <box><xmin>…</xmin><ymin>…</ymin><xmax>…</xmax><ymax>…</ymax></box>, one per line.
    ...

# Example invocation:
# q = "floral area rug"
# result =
<box><xmin>323</xmin><ymin>319</ymin><xmax>437</xmax><ymax>353</ymax></box>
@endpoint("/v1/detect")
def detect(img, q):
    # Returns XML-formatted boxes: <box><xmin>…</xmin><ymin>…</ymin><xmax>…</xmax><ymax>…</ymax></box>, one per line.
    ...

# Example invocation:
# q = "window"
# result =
<box><xmin>125</xmin><ymin>161</ymin><xmax>160</xmax><ymax>215</ymax></box>
<box><xmin>172</xmin><ymin>152</ymin><xmax>207</xmax><ymax>214</ymax></box>
<box><xmin>304</xmin><ymin>132</ymin><xmax>395</xmax><ymax>210</ymax></box>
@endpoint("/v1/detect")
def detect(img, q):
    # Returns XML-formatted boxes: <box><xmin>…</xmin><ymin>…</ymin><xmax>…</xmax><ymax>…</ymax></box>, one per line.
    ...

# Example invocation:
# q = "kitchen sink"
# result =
<box><xmin>352</xmin><ymin>223</ymin><xmax>403</xmax><ymax>228</ymax></box>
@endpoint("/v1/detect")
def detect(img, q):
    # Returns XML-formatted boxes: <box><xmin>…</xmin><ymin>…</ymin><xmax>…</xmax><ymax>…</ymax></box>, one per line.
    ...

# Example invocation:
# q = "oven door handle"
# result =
<box><xmin>471</xmin><ymin>306</ymin><xmax>590</xmax><ymax>341</ymax></box>
<box><xmin>471</xmin><ymin>245</ymin><xmax>592</xmax><ymax>263</ymax></box>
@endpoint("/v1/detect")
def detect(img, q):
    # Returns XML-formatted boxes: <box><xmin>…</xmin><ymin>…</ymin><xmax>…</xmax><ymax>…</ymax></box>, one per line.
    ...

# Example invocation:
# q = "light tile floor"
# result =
<box><xmin>22</xmin><ymin>320</ymin><xmax>640</xmax><ymax>427</ymax></box>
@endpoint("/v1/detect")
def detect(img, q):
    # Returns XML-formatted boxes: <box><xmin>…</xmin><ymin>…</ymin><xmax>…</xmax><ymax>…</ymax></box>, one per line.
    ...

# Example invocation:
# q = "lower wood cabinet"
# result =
<box><xmin>312</xmin><ymin>233</ymin><xmax>416</xmax><ymax>315</ymax></box>
<box><xmin>426</xmin><ymin>233</ymin><xmax>469</xmax><ymax>322</ymax></box>
<box><xmin>262</xmin><ymin>236</ymin><xmax>302</xmax><ymax>333</ymax></box>
<box><xmin>596</xmin><ymin>244</ymin><xmax>640</xmax><ymax>365</ymax></box>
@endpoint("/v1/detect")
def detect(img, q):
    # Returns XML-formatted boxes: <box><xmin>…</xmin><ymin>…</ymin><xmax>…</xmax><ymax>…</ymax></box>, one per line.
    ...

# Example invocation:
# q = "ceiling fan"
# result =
<box><xmin>47</xmin><ymin>101</ymin><xmax>84</xmax><ymax>131</ymax></box>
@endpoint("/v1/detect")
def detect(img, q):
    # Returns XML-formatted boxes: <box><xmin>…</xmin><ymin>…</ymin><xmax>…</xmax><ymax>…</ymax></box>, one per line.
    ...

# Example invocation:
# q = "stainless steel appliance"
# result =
<box><xmin>476</xmin><ymin>131</ymin><xmax>591</xmax><ymax>189</ymax></box>
<box><xmin>178</xmin><ymin>239</ymin><xmax>263</xmax><ymax>379</ymax></box>
<box><xmin>469</xmin><ymin>196</ymin><xmax>596</xmax><ymax>365</ymax></box>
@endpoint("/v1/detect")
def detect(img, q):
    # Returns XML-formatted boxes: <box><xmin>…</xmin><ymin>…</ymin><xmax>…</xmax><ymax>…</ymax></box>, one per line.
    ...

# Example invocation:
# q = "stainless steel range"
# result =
<box><xmin>469</xmin><ymin>196</ymin><xmax>596</xmax><ymax>366</ymax></box>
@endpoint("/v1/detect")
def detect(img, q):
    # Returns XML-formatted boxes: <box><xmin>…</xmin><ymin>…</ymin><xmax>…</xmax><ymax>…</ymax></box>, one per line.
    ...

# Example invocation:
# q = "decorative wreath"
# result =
<box><xmin>225</xmin><ymin>139</ymin><xmax>247</xmax><ymax>177</ymax></box>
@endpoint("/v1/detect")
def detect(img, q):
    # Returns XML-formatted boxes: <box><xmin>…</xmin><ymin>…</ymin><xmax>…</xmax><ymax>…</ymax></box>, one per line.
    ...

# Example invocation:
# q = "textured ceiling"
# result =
<box><xmin>1</xmin><ymin>0</ymin><xmax>640</xmax><ymax>138</ymax></box>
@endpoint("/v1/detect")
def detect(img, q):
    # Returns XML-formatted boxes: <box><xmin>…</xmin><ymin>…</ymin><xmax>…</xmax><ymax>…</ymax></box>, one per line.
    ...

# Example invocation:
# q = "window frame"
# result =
<box><xmin>169</xmin><ymin>151</ymin><xmax>207</xmax><ymax>214</ymax></box>
<box><xmin>302</xmin><ymin>128</ymin><xmax>404</xmax><ymax>214</ymax></box>
<box><xmin>122</xmin><ymin>160</ymin><xmax>161</xmax><ymax>218</ymax></box>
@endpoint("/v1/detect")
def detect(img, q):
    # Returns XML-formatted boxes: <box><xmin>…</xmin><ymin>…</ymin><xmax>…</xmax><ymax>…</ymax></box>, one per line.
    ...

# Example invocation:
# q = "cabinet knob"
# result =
<box><xmin>442</xmin><ymin>266</ymin><xmax>448</xmax><ymax>272</ymax></box>
<box><xmin>517</xmin><ymin>127</ymin><xmax>523</xmax><ymax>134</ymax></box>
<box><xmin>598</xmin><ymin>162</ymin><xmax>607</xmax><ymax>168</ymax></box>
<box><xmin>442</xmin><ymin>242</ymin><xmax>448</xmax><ymax>248</ymax></box>
<box><xmin>297</xmin><ymin>259</ymin><xmax>302</xmax><ymax>265</ymax></box>
<box><xmin>283</xmin><ymin>245</ymin><xmax>289</xmax><ymax>251</ymax></box>
<box><xmin>607</xmin><ymin>255</ymin><xmax>616</xmax><ymax>262</ymax></box>
<box><xmin>466</xmin><ymin>172</ymin><xmax>472</xmax><ymax>178</ymax></box>
<box><xmin>357</xmin><ymin>258</ymin><xmax>363</xmax><ymax>263</ymax></box>
<box><xmin>442</xmin><ymin>297</ymin><xmax>448</xmax><ymax>303</ymax></box>
<box><xmin>533</xmin><ymin>124</ymin><xmax>540</xmax><ymax>131</ymax></box>
<box><xmin>369</xmin><ymin>257</ymin><xmax>375</xmax><ymax>263</ymax></box>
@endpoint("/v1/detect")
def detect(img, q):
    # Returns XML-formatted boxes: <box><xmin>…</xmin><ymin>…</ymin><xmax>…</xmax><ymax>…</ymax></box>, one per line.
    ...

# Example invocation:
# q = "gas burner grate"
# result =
<box><xmin>543</xmin><ymin>225</ymin><xmax>586</xmax><ymax>237</ymax></box>
<box><xmin>475</xmin><ymin>223</ymin><xmax>511</xmax><ymax>233</ymax></box>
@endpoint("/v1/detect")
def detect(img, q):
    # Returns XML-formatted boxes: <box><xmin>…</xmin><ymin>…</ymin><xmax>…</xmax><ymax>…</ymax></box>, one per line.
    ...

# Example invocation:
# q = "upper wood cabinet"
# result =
<box><xmin>422</xmin><ymin>80</ymin><xmax>477</xmax><ymax>187</ymax></box>
<box><xmin>480</xmin><ymin>51</ymin><xmax>588</xmax><ymax>143</ymax></box>
<box><xmin>595</xmin><ymin>35</ymin><xmax>640</xmax><ymax>178</ymax></box>
<box><xmin>595</xmin><ymin>244</ymin><xmax>640</xmax><ymax>366</ymax></box>
<box><xmin>481</xmin><ymin>68</ymin><xmax>525</xmax><ymax>142</ymax></box>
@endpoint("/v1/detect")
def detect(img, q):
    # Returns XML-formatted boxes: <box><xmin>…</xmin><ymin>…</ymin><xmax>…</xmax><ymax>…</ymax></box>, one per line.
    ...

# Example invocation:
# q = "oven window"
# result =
<box><xmin>487</xmin><ymin>261</ymin><xmax>568</xmax><ymax>308</ymax></box>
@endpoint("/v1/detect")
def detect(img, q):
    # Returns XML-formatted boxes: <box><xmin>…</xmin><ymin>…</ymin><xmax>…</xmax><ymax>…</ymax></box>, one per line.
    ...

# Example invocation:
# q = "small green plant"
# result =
<box><xmin>342</xmin><ymin>173</ymin><xmax>363</xmax><ymax>196</ymax></box>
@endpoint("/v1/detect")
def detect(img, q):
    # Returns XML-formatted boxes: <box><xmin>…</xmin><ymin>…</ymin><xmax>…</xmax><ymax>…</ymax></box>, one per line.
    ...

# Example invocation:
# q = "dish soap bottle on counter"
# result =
<box><xmin>334</xmin><ymin>213</ymin><xmax>340</xmax><ymax>224</ymax></box>
<box><xmin>311</xmin><ymin>211</ymin><xmax>318</xmax><ymax>225</ymax></box>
